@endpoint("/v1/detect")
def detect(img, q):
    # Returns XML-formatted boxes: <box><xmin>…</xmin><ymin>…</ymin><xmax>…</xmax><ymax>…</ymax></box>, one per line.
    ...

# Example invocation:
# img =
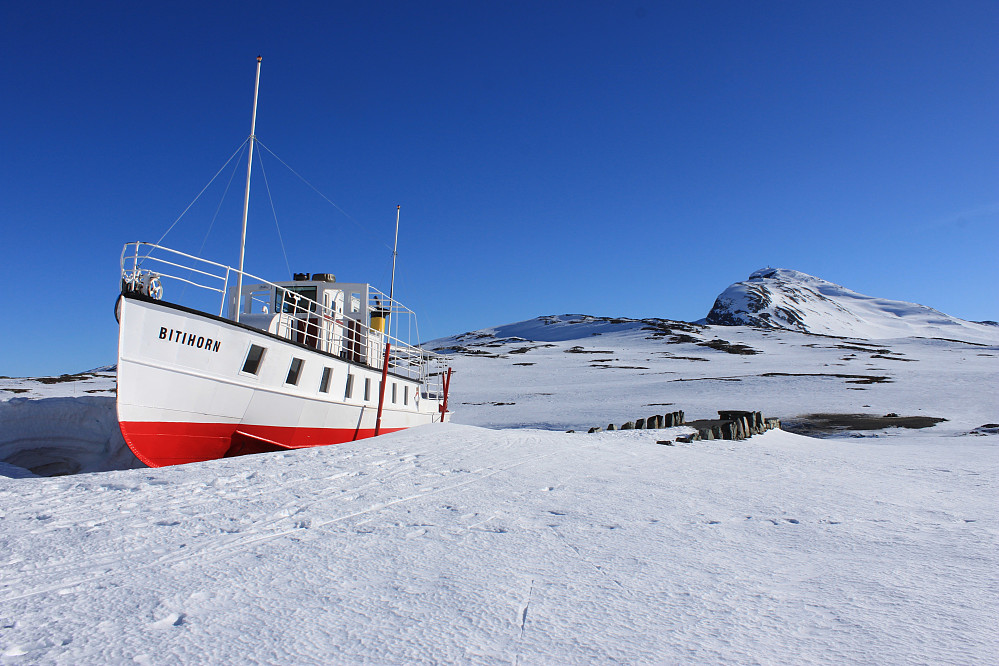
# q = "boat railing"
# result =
<box><xmin>120</xmin><ymin>242</ymin><xmax>448</xmax><ymax>386</ymax></box>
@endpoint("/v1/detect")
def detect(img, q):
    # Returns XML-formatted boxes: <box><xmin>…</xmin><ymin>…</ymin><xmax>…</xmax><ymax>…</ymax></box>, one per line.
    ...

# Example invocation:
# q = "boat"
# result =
<box><xmin>115</xmin><ymin>58</ymin><xmax>452</xmax><ymax>467</ymax></box>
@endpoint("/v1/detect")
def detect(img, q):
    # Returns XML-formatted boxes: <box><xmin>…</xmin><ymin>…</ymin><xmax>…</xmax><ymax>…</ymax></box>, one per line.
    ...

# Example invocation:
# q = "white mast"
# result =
<box><xmin>387</xmin><ymin>205</ymin><xmax>400</xmax><ymax>336</ymax></box>
<box><xmin>234</xmin><ymin>56</ymin><xmax>262</xmax><ymax>323</ymax></box>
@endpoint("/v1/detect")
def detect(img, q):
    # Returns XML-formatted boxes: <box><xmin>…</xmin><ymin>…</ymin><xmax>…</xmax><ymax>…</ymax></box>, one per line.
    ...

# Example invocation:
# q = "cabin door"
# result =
<box><xmin>322</xmin><ymin>290</ymin><xmax>344</xmax><ymax>356</ymax></box>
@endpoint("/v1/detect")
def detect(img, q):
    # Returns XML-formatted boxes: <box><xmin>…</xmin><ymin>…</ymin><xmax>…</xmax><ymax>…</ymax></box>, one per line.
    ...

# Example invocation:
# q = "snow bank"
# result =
<box><xmin>0</xmin><ymin>397</ymin><xmax>142</xmax><ymax>476</ymax></box>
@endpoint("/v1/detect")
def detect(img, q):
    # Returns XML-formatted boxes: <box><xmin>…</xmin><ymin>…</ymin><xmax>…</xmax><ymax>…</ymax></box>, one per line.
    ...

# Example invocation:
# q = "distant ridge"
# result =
<box><xmin>705</xmin><ymin>268</ymin><xmax>998</xmax><ymax>343</ymax></box>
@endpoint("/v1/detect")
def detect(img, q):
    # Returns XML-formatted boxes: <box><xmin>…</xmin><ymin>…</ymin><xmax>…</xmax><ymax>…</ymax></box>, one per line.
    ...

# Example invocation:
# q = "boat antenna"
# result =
<box><xmin>387</xmin><ymin>205</ymin><xmax>400</xmax><ymax>336</ymax></box>
<box><xmin>234</xmin><ymin>55</ymin><xmax>262</xmax><ymax>323</ymax></box>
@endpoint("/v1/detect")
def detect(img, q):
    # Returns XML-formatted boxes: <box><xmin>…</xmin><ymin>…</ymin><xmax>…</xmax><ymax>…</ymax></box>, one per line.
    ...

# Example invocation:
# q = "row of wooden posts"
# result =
<box><xmin>572</xmin><ymin>410</ymin><xmax>782</xmax><ymax>443</ymax></box>
<box><xmin>582</xmin><ymin>410</ymin><xmax>686</xmax><ymax>433</ymax></box>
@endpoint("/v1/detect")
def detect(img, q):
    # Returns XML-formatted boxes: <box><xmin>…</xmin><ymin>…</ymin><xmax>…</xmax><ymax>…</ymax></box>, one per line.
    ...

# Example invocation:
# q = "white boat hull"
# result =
<box><xmin>116</xmin><ymin>294</ymin><xmax>447</xmax><ymax>467</ymax></box>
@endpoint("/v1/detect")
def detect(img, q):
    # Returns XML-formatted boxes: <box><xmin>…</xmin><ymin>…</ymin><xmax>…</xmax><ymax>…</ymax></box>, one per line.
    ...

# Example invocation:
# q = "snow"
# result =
<box><xmin>1</xmin><ymin>308</ymin><xmax>997</xmax><ymax>662</ymax></box>
<box><xmin>705</xmin><ymin>268</ymin><xmax>999</xmax><ymax>344</ymax></box>
<box><xmin>0</xmin><ymin>425</ymin><xmax>995</xmax><ymax>663</ymax></box>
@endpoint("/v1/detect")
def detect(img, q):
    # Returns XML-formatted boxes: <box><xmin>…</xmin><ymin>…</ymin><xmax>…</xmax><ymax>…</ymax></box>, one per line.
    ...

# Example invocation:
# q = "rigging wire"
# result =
<box><xmin>151</xmin><ymin>139</ymin><xmax>249</xmax><ymax>250</ymax></box>
<box><xmin>256</xmin><ymin>149</ymin><xmax>294</xmax><ymax>281</ymax></box>
<box><xmin>255</xmin><ymin>139</ymin><xmax>393</xmax><ymax>252</ymax></box>
<box><xmin>196</xmin><ymin>142</ymin><xmax>247</xmax><ymax>259</ymax></box>
<box><xmin>176</xmin><ymin>142</ymin><xmax>247</xmax><ymax>302</ymax></box>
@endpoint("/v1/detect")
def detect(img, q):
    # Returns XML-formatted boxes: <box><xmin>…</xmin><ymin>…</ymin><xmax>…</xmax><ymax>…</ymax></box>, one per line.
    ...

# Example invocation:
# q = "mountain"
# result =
<box><xmin>705</xmin><ymin>268</ymin><xmax>998</xmax><ymax>343</ymax></box>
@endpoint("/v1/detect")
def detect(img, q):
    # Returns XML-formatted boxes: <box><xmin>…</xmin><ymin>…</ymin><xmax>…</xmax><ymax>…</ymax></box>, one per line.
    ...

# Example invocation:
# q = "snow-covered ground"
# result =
<box><xmin>1</xmin><ymin>313</ymin><xmax>997</xmax><ymax>663</ymax></box>
<box><xmin>1</xmin><ymin>425</ymin><xmax>996</xmax><ymax>664</ymax></box>
<box><xmin>431</xmin><ymin>314</ymin><xmax>998</xmax><ymax>434</ymax></box>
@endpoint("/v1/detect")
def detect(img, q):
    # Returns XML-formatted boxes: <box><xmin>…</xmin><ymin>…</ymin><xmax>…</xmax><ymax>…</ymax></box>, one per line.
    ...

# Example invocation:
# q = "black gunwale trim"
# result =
<box><xmin>121</xmin><ymin>291</ymin><xmax>421</xmax><ymax>383</ymax></box>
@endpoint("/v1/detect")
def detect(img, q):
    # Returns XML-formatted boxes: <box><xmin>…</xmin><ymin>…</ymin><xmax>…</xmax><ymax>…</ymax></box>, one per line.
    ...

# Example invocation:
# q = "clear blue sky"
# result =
<box><xmin>2</xmin><ymin>1</ymin><xmax>997</xmax><ymax>376</ymax></box>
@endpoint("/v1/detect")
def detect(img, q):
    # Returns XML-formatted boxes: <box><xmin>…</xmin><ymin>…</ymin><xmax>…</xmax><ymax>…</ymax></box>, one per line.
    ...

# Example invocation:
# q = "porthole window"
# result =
<box><xmin>319</xmin><ymin>367</ymin><xmax>332</xmax><ymax>393</ymax></box>
<box><xmin>242</xmin><ymin>344</ymin><xmax>266</xmax><ymax>375</ymax></box>
<box><xmin>286</xmin><ymin>358</ymin><xmax>304</xmax><ymax>386</ymax></box>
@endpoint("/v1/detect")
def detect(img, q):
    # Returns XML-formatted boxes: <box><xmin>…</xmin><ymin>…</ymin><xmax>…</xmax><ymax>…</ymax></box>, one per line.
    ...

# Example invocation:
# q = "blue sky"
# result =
<box><xmin>2</xmin><ymin>0</ymin><xmax>997</xmax><ymax>376</ymax></box>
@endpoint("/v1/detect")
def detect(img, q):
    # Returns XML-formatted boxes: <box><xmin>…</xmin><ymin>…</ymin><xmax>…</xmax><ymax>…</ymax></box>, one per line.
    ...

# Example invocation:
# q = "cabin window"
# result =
<box><xmin>404</xmin><ymin>385</ymin><xmax>409</xmax><ymax>406</ymax></box>
<box><xmin>279</xmin><ymin>286</ymin><xmax>318</xmax><ymax>314</ymax></box>
<box><xmin>319</xmin><ymin>367</ymin><xmax>332</xmax><ymax>393</ymax></box>
<box><xmin>391</xmin><ymin>383</ymin><xmax>397</xmax><ymax>404</ymax></box>
<box><xmin>286</xmin><ymin>358</ymin><xmax>304</xmax><ymax>386</ymax></box>
<box><xmin>364</xmin><ymin>377</ymin><xmax>371</xmax><ymax>401</ymax></box>
<box><xmin>345</xmin><ymin>374</ymin><xmax>354</xmax><ymax>399</ymax></box>
<box><xmin>242</xmin><ymin>344</ymin><xmax>266</xmax><ymax>375</ymax></box>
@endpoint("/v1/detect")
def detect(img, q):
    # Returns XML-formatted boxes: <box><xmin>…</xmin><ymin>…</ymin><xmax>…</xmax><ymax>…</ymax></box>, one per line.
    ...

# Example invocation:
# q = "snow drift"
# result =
<box><xmin>0</xmin><ymin>397</ymin><xmax>142</xmax><ymax>476</ymax></box>
<box><xmin>705</xmin><ymin>268</ymin><xmax>999</xmax><ymax>343</ymax></box>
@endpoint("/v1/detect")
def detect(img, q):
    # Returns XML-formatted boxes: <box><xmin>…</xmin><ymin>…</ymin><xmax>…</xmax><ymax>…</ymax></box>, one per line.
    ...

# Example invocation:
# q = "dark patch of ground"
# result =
<box><xmin>696</xmin><ymin>339</ymin><xmax>760</xmax><ymax>355</ymax></box>
<box><xmin>835</xmin><ymin>343</ymin><xmax>892</xmax><ymax>353</ymax></box>
<box><xmin>782</xmin><ymin>413</ymin><xmax>947</xmax><ymax>437</ymax></box>
<box><xmin>759</xmin><ymin>372</ymin><xmax>892</xmax><ymax>384</ymax></box>
<box><xmin>970</xmin><ymin>424</ymin><xmax>999</xmax><ymax>435</ymax></box>
<box><xmin>670</xmin><ymin>376</ymin><xmax>744</xmax><ymax>382</ymax></box>
<box><xmin>33</xmin><ymin>373</ymin><xmax>99</xmax><ymax>384</ymax></box>
<box><xmin>565</xmin><ymin>346</ymin><xmax>616</xmax><ymax>354</ymax></box>
<box><xmin>668</xmin><ymin>372</ymin><xmax>891</xmax><ymax>385</ymax></box>
<box><xmin>508</xmin><ymin>344</ymin><xmax>556</xmax><ymax>354</ymax></box>
<box><xmin>443</xmin><ymin>347</ymin><xmax>504</xmax><ymax>358</ymax></box>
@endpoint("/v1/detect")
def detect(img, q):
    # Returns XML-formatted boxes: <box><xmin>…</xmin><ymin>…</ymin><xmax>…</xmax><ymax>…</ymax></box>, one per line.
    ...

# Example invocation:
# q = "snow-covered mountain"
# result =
<box><xmin>705</xmin><ymin>268</ymin><xmax>998</xmax><ymax>343</ymax></box>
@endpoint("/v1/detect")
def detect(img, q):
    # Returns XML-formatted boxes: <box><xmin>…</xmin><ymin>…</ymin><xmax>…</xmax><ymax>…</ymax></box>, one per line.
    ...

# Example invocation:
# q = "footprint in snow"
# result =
<box><xmin>148</xmin><ymin>613</ymin><xmax>185</xmax><ymax>629</ymax></box>
<box><xmin>3</xmin><ymin>639</ymin><xmax>69</xmax><ymax>657</ymax></box>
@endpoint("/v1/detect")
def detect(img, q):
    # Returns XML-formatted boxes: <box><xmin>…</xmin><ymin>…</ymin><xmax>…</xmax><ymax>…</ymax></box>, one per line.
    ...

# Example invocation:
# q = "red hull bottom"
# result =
<box><xmin>119</xmin><ymin>421</ymin><xmax>405</xmax><ymax>468</ymax></box>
